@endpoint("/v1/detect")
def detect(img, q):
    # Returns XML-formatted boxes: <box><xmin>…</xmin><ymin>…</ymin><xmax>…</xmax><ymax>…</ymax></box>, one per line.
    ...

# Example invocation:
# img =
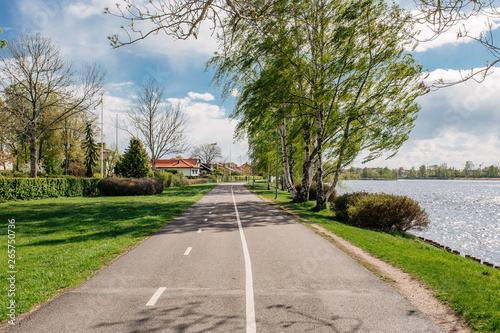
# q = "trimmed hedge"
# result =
<box><xmin>0</xmin><ymin>178</ymin><xmax>100</xmax><ymax>203</ymax></box>
<box><xmin>97</xmin><ymin>177</ymin><xmax>163</xmax><ymax>196</ymax></box>
<box><xmin>333</xmin><ymin>192</ymin><xmax>430</xmax><ymax>232</ymax></box>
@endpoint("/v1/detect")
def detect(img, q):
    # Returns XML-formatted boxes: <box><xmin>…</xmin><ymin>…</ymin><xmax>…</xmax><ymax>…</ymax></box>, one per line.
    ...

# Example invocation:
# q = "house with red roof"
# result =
<box><xmin>152</xmin><ymin>158</ymin><xmax>202</xmax><ymax>177</ymax></box>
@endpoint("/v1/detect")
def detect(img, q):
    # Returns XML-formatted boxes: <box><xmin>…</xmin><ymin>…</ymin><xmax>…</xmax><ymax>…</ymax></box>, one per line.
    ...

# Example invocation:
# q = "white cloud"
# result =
<box><xmin>15</xmin><ymin>0</ymin><xmax>218</xmax><ymax>67</ymax></box>
<box><xmin>65</xmin><ymin>2</ymin><xmax>102</xmax><ymax>19</ymax></box>
<box><xmin>108</xmin><ymin>92</ymin><xmax>248</xmax><ymax>162</ymax></box>
<box><xmin>412</xmin><ymin>10</ymin><xmax>500</xmax><ymax>52</ymax></box>
<box><xmin>187</xmin><ymin>92</ymin><xmax>215</xmax><ymax>101</ymax></box>
<box><xmin>358</xmin><ymin>67</ymin><xmax>500</xmax><ymax>169</ymax></box>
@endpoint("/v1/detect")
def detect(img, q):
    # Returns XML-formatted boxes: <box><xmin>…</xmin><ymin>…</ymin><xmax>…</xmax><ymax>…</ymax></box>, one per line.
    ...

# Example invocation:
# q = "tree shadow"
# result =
<box><xmin>91</xmin><ymin>301</ymin><xmax>243</xmax><ymax>333</ymax></box>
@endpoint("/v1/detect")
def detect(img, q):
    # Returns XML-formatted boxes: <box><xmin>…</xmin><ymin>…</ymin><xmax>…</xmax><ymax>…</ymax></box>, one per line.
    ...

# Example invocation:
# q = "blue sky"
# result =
<box><xmin>1</xmin><ymin>0</ymin><xmax>499</xmax><ymax>169</ymax></box>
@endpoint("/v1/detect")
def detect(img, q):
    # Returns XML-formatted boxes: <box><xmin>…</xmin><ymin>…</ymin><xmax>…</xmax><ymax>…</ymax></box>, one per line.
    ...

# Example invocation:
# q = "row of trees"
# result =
<box><xmin>0</xmin><ymin>32</ymin><xmax>196</xmax><ymax>178</ymax></box>
<box><xmin>211</xmin><ymin>0</ymin><xmax>424</xmax><ymax>210</ymax></box>
<box><xmin>0</xmin><ymin>32</ymin><xmax>106</xmax><ymax>178</ymax></box>
<box><xmin>105</xmin><ymin>0</ymin><xmax>500</xmax><ymax>210</ymax></box>
<box><xmin>343</xmin><ymin>162</ymin><xmax>500</xmax><ymax>180</ymax></box>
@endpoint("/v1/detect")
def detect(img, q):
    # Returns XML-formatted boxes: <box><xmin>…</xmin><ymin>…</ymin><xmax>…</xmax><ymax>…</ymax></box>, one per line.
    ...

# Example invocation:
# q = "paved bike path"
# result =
<box><xmin>3</xmin><ymin>184</ymin><xmax>444</xmax><ymax>332</ymax></box>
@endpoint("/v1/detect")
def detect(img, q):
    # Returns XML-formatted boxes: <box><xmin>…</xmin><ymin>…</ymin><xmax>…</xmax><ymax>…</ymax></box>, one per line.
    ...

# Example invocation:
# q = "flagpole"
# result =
<box><xmin>100</xmin><ymin>93</ymin><xmax>104</xmax><ymax>178</ymax></box>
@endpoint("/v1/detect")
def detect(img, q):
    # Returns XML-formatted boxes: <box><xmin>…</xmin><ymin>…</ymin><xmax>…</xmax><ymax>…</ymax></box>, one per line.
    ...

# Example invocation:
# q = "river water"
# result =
<box><xmin>338</xmin><ymin>180</ymin><xmax>500</xmax><ymax>266</ymax></box>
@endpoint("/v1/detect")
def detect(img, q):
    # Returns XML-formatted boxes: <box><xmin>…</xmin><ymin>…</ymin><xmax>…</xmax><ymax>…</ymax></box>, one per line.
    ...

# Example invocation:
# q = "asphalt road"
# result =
<box><xmin>3</xmin><ymin>183</ymin><xmax>444</xmax><ymax>332</ymax></box>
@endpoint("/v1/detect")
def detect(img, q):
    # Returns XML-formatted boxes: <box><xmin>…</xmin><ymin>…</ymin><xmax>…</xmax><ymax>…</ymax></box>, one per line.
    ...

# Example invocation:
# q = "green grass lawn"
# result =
<box><xmin>0</xmin><ymin>184</ymin><xmax>216</xmax><ymax>323</ymax></box>
<box><xmin>246</xmin><ymin>182</ymin><xmax>500</xmax><ymax>332</ymax></box>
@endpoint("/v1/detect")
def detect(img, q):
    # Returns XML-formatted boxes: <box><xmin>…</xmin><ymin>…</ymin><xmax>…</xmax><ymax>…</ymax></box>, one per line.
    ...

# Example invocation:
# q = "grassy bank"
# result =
<box><xmin>246</xmin><ymin>182</ymin><xmax>500</xmax><ymax>332</ymax></box>
<box><xmin>0</xmin><ymin>184</ymin><xmax>216</xmax><ymax>322</ymax></box>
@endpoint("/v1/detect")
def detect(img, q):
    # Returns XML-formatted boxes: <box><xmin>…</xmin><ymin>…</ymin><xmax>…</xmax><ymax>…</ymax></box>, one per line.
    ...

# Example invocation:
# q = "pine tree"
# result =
<box><xmin>83</xmin><ymin>122</ymin><xmax>99</xmax><ymax>178</ymax></box>
<box><xmin>115</xmin><ymin>137</ymin><xmax>150</xmax><ymax>178</ymax></box>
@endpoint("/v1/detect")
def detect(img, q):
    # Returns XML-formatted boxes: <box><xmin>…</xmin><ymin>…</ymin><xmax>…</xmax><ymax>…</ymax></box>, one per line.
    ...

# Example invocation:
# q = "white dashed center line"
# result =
<box><xmin>184</xmin><ymin>247</ymin><xmax>193</xmax><ymax>256</ymax></box>
<box><xmin>146</xmin><ymin>287</ymin><xmax>166</xmax><ymax>306</ymax></box>
<box><xmin>197</xmin><ymin>229</ymin><xmax>202</xmax><ymax>233</ymax></box>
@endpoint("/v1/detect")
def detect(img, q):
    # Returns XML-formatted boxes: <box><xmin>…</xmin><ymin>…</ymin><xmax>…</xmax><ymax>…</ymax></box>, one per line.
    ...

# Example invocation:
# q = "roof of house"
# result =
<box><xmin>153</xmin><ymin>159</ymin><xmax>201</xmax><ymax>169</ymax></box>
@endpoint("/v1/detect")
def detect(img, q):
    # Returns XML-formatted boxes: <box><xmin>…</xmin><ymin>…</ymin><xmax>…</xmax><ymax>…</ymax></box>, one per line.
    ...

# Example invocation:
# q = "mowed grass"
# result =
<box><xmin>246</xmin><ymin>182</ymin><xmax>500</xmax><ymax>332</ymax></box>
<box><xmin>0</xmin><ymin>184</ymin><xmax>216</xmax><ymax>323</ymax></box>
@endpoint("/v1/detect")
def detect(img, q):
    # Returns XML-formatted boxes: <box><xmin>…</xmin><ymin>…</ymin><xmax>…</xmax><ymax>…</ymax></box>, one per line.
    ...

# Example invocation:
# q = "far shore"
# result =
<box><xmin>453</xmin><ymin>178</ymin><xmax>500</xmax><ymax>181</ymax></box>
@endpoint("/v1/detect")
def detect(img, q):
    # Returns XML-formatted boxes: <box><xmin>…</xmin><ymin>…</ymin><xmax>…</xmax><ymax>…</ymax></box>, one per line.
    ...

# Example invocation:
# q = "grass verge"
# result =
<box><xmin>246</xmin><ymin>182</ymin><xmax>500</xmax><ymax>332</ymax></box>
<box><xmin>0</xmin><ymin>184</ymin><xmax>216</xmax><ymax>323</ymax></box>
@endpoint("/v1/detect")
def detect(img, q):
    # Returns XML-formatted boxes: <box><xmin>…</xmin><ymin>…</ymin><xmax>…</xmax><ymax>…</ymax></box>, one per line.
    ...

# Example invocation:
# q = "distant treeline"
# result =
<box><xmin>343</xmin><ymin>162</ymin><xmax>500</xmax><ymax>180</ymax></box>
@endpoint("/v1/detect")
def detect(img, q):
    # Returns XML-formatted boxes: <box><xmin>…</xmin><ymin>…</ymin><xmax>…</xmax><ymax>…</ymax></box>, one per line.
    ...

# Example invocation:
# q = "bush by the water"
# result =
<box><xmin>97</xmin><ymin>177</ymin><xmax>163</xmax><ymax>196</ymax></box>
<box><xmin>332</xmin><ymin>192</ymin><xmax>369</xmax><ymax>221</ymax></box>
<box><xmin>294</xmin><ymin>181</ymin><xmax>335</xmax><ymax>202</ymax></box>
<box><xmin>333</xmin><ymin>192</ymin><xmax>430</xmax><ymax>232</ymax></box>
<box><xmin>0</xmin><ymin>178</ymin><xmax>99</xmax><ymax>202</ymax></box>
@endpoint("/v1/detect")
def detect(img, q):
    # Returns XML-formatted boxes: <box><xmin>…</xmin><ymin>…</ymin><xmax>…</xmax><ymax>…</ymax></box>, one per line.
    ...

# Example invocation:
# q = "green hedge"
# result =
<box><xmin>0</xmin><ymin>178</ymin><xmax>100</xmax><ymax>202</ymax></box>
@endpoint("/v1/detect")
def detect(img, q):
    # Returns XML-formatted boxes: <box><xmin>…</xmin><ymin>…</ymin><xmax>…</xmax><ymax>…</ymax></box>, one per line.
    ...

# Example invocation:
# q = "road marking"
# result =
<box><xmin>204</xmin><ymin>218</ymin><xmax>208</xmax><ymax>222</ymax></box>
<box><xmin>184</xmin><ymin>247</ymin><xmax>192</xmax><ymax>256</ymax></box>
<box><xmin>231</xmin><ymin>186</ymin><xmax>256</xmax><ymax>333</ymax></box>
<box><xmin>146</xmin><ymin>287</ymin><xmax>166</xmax><ymax>306</ymax></box>
<box><xmin>209</xmin><ymin>211</ymin><xmax>212</xmax><ymax>214</ymax></box>
<box><xmin>197</xmin><ymin>229</ymin><xmax>202</xmax><ymax>233</ymax></box>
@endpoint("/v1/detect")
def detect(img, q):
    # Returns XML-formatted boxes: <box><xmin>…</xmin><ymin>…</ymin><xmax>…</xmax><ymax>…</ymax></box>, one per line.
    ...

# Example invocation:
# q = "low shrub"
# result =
<box><xmin>97</xmin><ymin>177</ymin><xmax>163</xmax><ymax>196</ymax></box>
<box><xmin>189</xmin><ymin>178</ymin><xmax>208</xmax><ymax>185</ymax></box>
<box><xmin>294</xmin><ymin>182</ymin><xmax>336</xmax><ymax>203</ymax></box>
<box><xmin>172</xmin><ymin>173</ymin><xmax>189</xmax><ymax>187</ymax></box>
<box><xmin>165</xmin><ymin>168</ymin><xmax>180</xmax><ymax>175</ymax></box>
<box><xmin>149</xmin><ymin>171</ymin><xmax>169</xmax><ymax>187</ymax></box>
<box><xmin>332</xmin><ymin>192</ymin><xmax>369</xmax><ymax>222</ymax></box>
<box><xmin>333</xmin><ymin>192</ymin><xmax>430</xmax><ymax>232</ymax></box>
<box><xmin>0</xmin><ymin>178</ymin><xmax>100</xmax><ymax>202</ymax></box>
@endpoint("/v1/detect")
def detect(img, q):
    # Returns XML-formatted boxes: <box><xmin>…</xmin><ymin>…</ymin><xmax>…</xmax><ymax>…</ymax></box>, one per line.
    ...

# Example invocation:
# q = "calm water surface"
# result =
<box><xmin>340</xmin><ymin>180</ymin><xmax>500</xmax><ymax>266</ymax></box>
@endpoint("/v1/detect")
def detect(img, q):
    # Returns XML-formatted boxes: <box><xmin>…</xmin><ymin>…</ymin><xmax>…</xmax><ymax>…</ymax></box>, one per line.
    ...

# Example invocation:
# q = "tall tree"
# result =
<box><xmin>125</xmin><ymin>78</ymin><xmax>190</xmax><ymax>171</ymax></box>
<box><xmin>0</xmin><ymin>31</ymin><xmax>106</xmax><ymax>177</ymax></box>
<box><xmin>83</xmin><ymin>122</ymin><xmax>99</xmax><ymax>178</ymax></box>
<box><xmin>191</xmin><ymin>143</ymin><xmax>222</xmax><ymax>164</ymax></box>
<box><xmin>211</xmin><ymin>0</ymin><xmax>424</xmax><ymax>209</ymax></box>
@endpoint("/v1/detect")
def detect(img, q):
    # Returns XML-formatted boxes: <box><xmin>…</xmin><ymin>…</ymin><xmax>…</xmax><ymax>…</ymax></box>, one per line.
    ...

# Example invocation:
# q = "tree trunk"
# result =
<box><xmin>267</xmin><ymin>163</ymin><xmax>271</xmax><ymax>190</ymax></box>
<box><xmin>29</xmin><ymin>137</ymin><xmax>38</xmax><ymax>178</ymax></box>
<box><xmin>279</xmin><ymin>119</ymin><xmax>298</xmax><ymax>198</ymax></box>
<box><xmin>315</xmin><ymin>106</ymin><xmax>327</xmax><ymax>211</ymax></box>
<box><xmin>294</xmin><ymin>125</ymin><xmax>314</xmax><ymax>203</ymax></box>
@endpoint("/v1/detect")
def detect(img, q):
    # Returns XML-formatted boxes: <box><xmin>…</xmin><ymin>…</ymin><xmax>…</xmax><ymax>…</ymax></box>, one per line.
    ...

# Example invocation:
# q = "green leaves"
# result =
<box><xmin>0</xmin><ymin>27</ymin><xmax>6</xmax><ymax>49</ymax></box>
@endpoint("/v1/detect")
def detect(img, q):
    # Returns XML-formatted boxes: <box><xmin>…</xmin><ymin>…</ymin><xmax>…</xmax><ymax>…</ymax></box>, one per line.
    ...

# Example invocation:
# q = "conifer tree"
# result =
<box><xmin>83</xmin><ymin>122</ymin><xmax>99</xmax><ymax>178</ymax></box>
<box><xmin>115</xmin><ymin>137</ymin><xmax>150</xmax><ymax>178</ymax></box>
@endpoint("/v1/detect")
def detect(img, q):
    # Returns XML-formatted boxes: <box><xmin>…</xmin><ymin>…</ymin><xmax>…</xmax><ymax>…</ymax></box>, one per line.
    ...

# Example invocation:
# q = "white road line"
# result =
<box><xmin>204</xmin><ymin>218</ymin><xmax>208</xmax><ymax>222</ymax></box>
<box><xmin>209</xmin><ymin>211</ymin><xmax>212</xmax><ymax>214</ymax></box>
<box><xmin>184</xmin><ymin>247</ymin><xmax>193</xmax><ymax>256</ymax></box>
<box><xmin>197</xmin><ymin>229</ymin><xmax>202</xmax><ymax>233</ymax></box>
<box><xmin>231</xmin><ymin>186</ymin><xmax>257</xmax><ymax>333</ymax></box>
<box><xmin>146</xmin><ymin>287</ymin><xmax>166</xmax><ymax>306</ymax></box>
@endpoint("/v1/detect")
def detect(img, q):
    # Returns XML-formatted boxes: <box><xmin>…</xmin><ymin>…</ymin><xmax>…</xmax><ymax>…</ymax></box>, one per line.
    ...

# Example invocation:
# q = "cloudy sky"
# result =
<box><xmin>1</xmin><ymin>0</ymin><xmax>499</xmax><ymax>169</ymax></box>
